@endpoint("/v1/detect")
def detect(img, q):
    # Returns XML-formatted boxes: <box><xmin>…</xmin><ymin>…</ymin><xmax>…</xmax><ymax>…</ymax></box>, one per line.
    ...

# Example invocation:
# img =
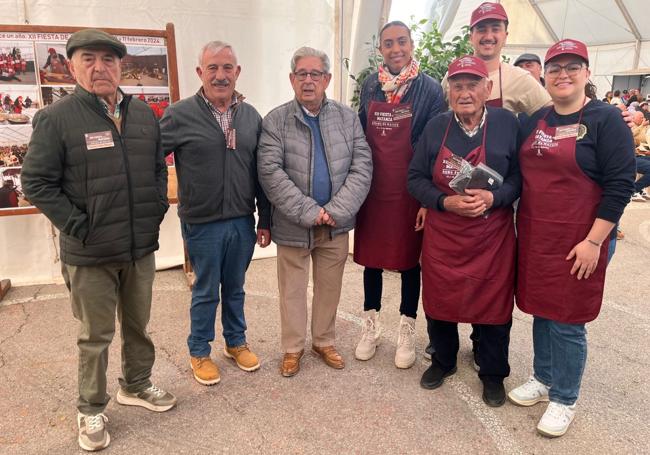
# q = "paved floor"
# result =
<box><xmin>1</xmin><ymin>203</ymin><xmax>648</xmax><ymax>454</ymax></box>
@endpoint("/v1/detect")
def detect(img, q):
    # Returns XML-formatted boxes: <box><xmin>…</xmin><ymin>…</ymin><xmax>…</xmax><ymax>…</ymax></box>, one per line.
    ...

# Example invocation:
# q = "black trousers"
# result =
<box><xmin>363</xmin><ymin>265</ymin><xmax>420</xmax><ymax>318</ymax></box>
<box><xmin>427</xmin><ymin>318</ymin><xmax>480</xmax><ymax>349</ymax></box>
<box><xmin>428</xmin><ymin>316</ymin><xmax>512</xmax><ymax>383</ymax></box>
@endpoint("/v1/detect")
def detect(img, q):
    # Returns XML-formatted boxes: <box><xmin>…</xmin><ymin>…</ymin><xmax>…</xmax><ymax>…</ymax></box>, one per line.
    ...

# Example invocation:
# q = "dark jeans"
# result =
<box><xmin>363</xmin><ymin>265</ymin><xmax>420</xmax><ymax>318</ymax></box>
<box><xmin>428</xmin><ymin>316</ymin><xmax>512</xmax><ymax>383</ymax></box>
<box><xmin>634</xmin><ymin>156</ymin><xmax>650</xmax><ymax>192</ymax></box>
<box><xmin>182</xmin><ymin>215</ymin><xmax>256</xmax><ymax>357</ymax></box>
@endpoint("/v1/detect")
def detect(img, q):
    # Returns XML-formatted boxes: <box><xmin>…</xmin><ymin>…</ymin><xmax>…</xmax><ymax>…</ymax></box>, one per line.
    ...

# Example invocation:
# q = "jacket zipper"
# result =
<box><xmin>97</xmin><ymin>96</ymin><xmax>136</xmax><ymax>261</ymax></box>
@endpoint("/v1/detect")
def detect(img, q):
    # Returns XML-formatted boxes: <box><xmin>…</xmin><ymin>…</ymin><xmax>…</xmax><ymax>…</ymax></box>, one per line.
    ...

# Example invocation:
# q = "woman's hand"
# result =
<box><xmin>415</xmin><ymin>207</ymin><xmax>427</xmax><ymax>231</ymax></box>
<box><xmin>566</xmin><ymin>239</ymin><xmax>601</xmax><ymax>280</ymax></box>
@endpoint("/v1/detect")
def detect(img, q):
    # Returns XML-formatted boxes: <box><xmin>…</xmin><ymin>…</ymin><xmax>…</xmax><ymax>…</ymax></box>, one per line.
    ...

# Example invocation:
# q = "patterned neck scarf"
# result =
<box><xmin>378</xmin><ymin>59</ymin><xmax>419</xmax><ymax>104</ymax></box>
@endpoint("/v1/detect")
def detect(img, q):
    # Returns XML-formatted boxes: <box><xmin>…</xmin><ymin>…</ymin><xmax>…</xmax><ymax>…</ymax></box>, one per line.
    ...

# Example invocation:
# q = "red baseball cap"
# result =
<box><xmin>544</xmin><ymin>39</ymin><xmax>589</xmax><ymax>65</ymax></box>
<box><xmin>470</xmin><ymin>2</ymin><xmax>508</xmax><ymax>28</ymax></box>
<box><xmin>448</xmin><ymin>55</ymin><xmax>489</xmax><ymax>79</ymax></box>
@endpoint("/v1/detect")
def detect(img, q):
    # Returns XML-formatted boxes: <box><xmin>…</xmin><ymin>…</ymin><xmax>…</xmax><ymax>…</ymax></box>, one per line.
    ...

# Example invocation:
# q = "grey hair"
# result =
<box><xmin>290</xmin><ymin>46</ymin><xmax>330</xmax><ymax>73</ymax></box>
<box><xmin>198</xmin><ymin>41</ymin><xmax>237</xmax><ymax>66</ymax></box>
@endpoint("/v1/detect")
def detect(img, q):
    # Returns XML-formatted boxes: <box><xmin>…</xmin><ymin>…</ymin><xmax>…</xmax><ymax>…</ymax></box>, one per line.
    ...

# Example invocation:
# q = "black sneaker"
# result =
<box><xmin>423</xmin><ymin>343</ymin><xmax>434</xmax><ymax>361</ymax></box>
<box><xmin>420</xmin><ymin>362</ymin><xmax>457</xmax><ymax>390</ymax></box>
<box><xmin>482</xmin><ymin>381</ymin><xmax>506</xmax><ymax>407</ymax></box>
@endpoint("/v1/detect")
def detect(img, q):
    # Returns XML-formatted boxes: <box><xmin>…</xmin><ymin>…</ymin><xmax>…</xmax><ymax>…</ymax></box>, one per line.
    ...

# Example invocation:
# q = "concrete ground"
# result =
<box><xmin>1</xmin><ymin>203</ymin><xmax>648</xmax><ymax>455</ymax></box>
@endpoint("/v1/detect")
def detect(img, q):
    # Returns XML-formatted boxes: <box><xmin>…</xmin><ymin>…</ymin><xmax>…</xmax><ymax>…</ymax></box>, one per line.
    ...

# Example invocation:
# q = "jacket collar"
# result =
<box><xmin>290</xmin><ymin>96</ymin><xmax>330</xmax><ymax>119</ymax></box>
<box><xmin>74</xmin><ymin>85</ymin><xmax>129</xmax><ymax>113</ymax></box>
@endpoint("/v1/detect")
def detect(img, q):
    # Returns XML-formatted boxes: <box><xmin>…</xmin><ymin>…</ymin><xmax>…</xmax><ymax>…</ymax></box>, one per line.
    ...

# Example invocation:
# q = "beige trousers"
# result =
<box><xmin>276</xmin><ymin>227</ymin><xmax>349</xmax><ymax>353</ymax></box>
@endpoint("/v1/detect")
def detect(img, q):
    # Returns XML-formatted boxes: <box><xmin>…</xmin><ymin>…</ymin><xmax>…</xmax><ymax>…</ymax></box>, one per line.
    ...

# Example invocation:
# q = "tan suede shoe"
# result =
<box><xmin>312</xmin><ymin>345</ymin><xmax>345</xmax><ymax>369</ymax></box>
<box><xmin>224</xmin><ymin>344</ymin><xmax>260</xmax><ymax>372</ymax></box>
<box><xmin>190</xmin><ymin>356</ymin><xmax>220</xmax><ymax>385</ymax></box>
<box><xmin>280</xmin><ymin>350</ymin><xmax>304</xmax><ymax>377</ymax></box>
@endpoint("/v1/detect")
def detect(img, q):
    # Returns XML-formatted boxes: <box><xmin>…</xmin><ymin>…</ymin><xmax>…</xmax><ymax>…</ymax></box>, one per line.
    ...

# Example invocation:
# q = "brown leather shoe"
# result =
<box><xmin>280</xmin><ymin>350</ymin><xmax>304</xmax><ymax>377</ymax></box>
<box><xmin>312</xmin><ymin>345</ymin><xmax>345</xmax><ymax>369</ymax></box>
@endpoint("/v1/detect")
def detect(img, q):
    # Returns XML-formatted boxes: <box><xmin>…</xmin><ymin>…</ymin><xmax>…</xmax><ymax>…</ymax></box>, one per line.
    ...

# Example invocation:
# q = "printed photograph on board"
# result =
<box><xmin>0</xmin><ymin>86</ymin><xmax>40</xmax><ymax>125</ymax></box>
<box><xmin>41</xmin><ymin>86</ymin><xmax>75</xmax><ymax>106</ymax></box>
<box><xmin>35</xmin><ymin>43</ymin><xmax>75</xmax><ymax>86</ymax></box>
<box><xmin>121</xmin><ymin>46</ymin><xmax>168</xmax><ymax>87</ymax></box>
<box><xmin>0</xmin><ymin>43</ymin><xmax>37</xmax><ymax>85</ymax></box>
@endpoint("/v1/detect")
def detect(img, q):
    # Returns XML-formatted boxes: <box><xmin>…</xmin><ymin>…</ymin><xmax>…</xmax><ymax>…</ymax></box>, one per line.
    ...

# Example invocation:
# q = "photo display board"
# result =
<box><xmin>0</xmin><ymin>24</ymin><xmax>179</xmax><ymax>215</ymax></box>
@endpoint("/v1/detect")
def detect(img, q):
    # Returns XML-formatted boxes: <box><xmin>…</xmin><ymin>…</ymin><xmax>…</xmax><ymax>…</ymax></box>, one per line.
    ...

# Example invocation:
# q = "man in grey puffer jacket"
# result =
<box><xmin>258</xmin><ymin>46</ymin><xmax>372</xmax><ymax>378</ymax></box>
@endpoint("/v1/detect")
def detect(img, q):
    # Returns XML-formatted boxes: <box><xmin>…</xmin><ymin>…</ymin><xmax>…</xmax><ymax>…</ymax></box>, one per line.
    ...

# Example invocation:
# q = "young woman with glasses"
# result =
<box><xmin>508</xmin><ymin>39</ymin><xmax>636</xmax><ymax>437</ymax></box>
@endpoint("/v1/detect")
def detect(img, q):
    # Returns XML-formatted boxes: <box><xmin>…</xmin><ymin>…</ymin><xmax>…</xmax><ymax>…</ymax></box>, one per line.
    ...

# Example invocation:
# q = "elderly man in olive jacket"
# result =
<box><xmin>258</xmin><ymin>46</ymin><xmax>372</xmax><ymax>378</ymax></box>
<box><xmin>21</xmin><ymin>29</ymin><xmax>175</xmax><ymax>452</ymax></box>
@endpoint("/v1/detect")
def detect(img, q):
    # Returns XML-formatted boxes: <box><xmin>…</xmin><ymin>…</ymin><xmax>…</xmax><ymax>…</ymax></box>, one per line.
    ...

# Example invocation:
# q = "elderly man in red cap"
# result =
<box><xmin>408</xmin><ymin>55</ymin><xmax>521</xmax><ymax>407</ymax></box>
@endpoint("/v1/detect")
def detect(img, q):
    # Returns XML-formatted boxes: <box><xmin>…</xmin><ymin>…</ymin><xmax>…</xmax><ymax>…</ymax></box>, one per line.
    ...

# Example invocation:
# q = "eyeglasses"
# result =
<box><xmin>545</xmin><ymin>62</ymin><xmax>584</xmax><ymax>77</ymax></box>
<box><xmin>293</xmin><ymin>70</ymin><xmax>325</xmax><ymax>81</ymax></box>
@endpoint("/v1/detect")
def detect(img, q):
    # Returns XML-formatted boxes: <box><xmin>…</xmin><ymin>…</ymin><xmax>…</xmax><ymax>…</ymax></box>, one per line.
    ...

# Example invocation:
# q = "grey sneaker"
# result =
<box><xmin>116</xmin><ymin>384</ymin><xmax>177</xmax><ymax>412</ymax></box>
<box><xmin>77</xmin><ymin>413</ymin><xmax>109</xmax><ymax>452</ymax></box>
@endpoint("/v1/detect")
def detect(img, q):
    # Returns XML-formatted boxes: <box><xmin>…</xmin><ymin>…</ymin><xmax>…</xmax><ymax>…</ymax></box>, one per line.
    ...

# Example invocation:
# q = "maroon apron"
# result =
<box><xmin>486</xmin><ymin>65</ymin><xmax>503</xmax><ymax>108</ymax></box>
<box><xmin>354</xmin><ymin>100</ymin><xmax>422</xmax><ymax>270</ymax></box>
<box><xmin>421</xmin><ymin>116</ymin><xmax>516</xmax><ymax>324</ymax></box>
<box><xmin>517</xmin><ymin>106</ymin><xmax>609</xmax><ymax>324</ymax></box>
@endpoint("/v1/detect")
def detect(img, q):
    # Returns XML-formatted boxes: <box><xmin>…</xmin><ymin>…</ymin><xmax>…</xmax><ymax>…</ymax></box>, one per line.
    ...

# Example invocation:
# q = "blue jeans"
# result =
<box><xmin>181</xmin><ymin>215</ymin><xmax>256</xmax><ymax>357</ymax></box>
<box><xmin>634</xmin><ymin>156</ymin><xmax>650</xmax><ymax>193</ymax></box>
<box><xmin>532</xmin><ymin>316</ymin><xmax>587</xmax><ymax>405</ymax></box>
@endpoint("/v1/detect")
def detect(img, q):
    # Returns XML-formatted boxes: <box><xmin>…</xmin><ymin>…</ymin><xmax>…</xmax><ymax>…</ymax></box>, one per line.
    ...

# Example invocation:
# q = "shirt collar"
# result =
<box><xmin>200</xmin><ymin>88</ymin><xmax>243</xmax><ymax>113</ymax></box>
<box><xmin>454</xmin><ymin>107</ymin><xmax>487</xmax><ymax>138</ymax></box>
<box><xmin>99</xmin><ymin>90</ymin><xmax>124</xmax><ymax>119</ymax></box>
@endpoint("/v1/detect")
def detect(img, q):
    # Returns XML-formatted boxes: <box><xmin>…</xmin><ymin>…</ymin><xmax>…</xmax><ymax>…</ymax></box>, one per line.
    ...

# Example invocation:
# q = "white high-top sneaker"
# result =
<box><xmin>395</xmin><ymin>315</ymin><xmax>416</xmax><ymax>369</ymax></box>
<box><xmin>508</xmin><ymin>376</ymin><xmax>550</xmax><ymax>406</ymax></box>
<box><xmin>355</xmin><ymin>310</ymin><xmax>382</xmax><ymax>360</ymax></box>
<box><xmin>537</xmin><ymin>401</ymin><xmax>576</xmax><ymax>437</ymax></box>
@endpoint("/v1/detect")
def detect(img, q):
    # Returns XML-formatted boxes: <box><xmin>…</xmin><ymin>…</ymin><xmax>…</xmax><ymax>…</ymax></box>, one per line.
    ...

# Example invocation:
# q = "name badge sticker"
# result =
<box><xmin>84</xmin><ymin>131</ymin><xmax>114</xmax><ymax>150</ymax></box>
<box><xmin>554</xmin><ymin>124</ymin><xmax>579</xmax><ymax>140</ymax></box>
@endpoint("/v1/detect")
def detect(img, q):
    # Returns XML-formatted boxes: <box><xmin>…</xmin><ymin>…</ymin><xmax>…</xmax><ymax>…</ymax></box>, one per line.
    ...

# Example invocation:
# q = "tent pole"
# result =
<box><xmin>527</xmin><ymin>0</ymin><xmax>559</xmax><ymax>42</ymax></box>
<box><xmin>614</xmin><ymin>0</ymin><xmax>641</xmax><ymax>69</ymax></box>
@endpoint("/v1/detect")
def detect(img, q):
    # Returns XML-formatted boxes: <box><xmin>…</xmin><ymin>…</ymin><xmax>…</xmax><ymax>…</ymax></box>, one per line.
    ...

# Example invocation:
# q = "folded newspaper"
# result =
<box><xmin>447</xmin><ymin>155</ymin><xmax>503</xmax><ymax>195</ymax></box>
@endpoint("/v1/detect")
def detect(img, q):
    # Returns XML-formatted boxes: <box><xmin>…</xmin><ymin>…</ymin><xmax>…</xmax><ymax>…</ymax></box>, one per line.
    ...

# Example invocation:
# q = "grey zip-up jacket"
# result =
<box><xmin>258</xmin><ymin>98</ymin><xmax>372</xmax><ymax>248</ymax></box>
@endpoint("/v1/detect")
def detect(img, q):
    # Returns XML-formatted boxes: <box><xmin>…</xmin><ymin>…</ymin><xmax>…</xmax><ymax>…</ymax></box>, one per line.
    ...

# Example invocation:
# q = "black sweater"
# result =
<box><xmin>519</xmin><ymin>100</ymin><xmax>636</xmax><ymax>223</ymax></box>
<box><xmin>161</xmin><ymin>91</ymin><xmax>270</xmax><ymax>228</ymax></box>
<box><xmin>408</xmin><ymin>107</ymin><xmax>521</xmax><ymax>210</ymax></box>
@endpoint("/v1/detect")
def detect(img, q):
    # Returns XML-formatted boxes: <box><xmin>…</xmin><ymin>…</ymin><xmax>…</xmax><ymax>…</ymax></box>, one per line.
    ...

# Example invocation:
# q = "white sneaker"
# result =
<box><xmin>355</xmin><ymin>310</ymin><xmax>381</xmax><ymax>360</ymax></box>
<box><xmin>395</xmin><ymin>315</ymin><xmax>416</xmax><ymax>369</ymax></box>
<box><xmin>77</xmin><ymin>412</ymin><xmax>110</xmax><ymax>451</ymax></box>
<box><xmin>508</xmin><ymin>376</ymin><xmax>550</xmax><ymax>406</ymax></box>
<box><xmin>631</xmin><ymin>192</ymin><xmax>646</xmax><ymax>202</ymax></box>
<box><xmin>537</xmin><ymin>401</ymin><xmax>576</xmax><ymax>438</ymax></box>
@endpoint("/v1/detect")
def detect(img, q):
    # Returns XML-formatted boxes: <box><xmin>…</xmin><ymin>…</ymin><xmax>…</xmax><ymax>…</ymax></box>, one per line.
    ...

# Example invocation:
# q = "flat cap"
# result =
<box><xmin>514</xmin><ymin>53</ymin><xmax>541</xmax><ymax>67</ymax></box>
<box><xmin>66</xmin><ymin>28</ymin><xmax>127</xmax><ymax>58</ymax></box>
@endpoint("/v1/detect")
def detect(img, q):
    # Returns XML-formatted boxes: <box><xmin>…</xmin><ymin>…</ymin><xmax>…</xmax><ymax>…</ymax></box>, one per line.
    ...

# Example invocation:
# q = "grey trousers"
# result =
<box><xmin>61</xmin><ymin>253</ymin><xmax>156</xmax><ymax>415</ymax></box>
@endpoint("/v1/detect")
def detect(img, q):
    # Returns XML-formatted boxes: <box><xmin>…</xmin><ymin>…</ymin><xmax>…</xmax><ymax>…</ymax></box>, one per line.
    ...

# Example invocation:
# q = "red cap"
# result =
<box><xmin>470</xmin><ymin>2</ymin><xmax>508</xmax><ymax>28</ymax></box>
<box><xmin>544</xmin><ymin>39</ymin><xmax>589</xmax><ymax>65</ymax></box>
<box><xmin>448</xmin><ymin>55</ymin><xmax>489</xmax><ymax>79</ymax></box>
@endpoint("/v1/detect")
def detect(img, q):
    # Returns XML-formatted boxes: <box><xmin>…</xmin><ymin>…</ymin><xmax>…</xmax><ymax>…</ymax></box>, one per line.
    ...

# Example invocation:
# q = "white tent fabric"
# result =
<box><xmin>433</xmin><ymin>0</ymin><xmax>650</xmax><ymax>97</ymax></box>
<box><xmin>1</xmin><ymin>0</ymin><xmax>339</xmax><ymax>284</ymax></box>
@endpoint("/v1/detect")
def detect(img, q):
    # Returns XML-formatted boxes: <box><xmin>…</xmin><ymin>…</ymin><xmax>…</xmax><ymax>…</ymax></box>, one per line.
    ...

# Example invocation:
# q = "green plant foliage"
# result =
<box><xmin>345</xmin><ymin>18</ymin><xmax>474</xmax><ymax>109</ymax></box>
<box><xmin>412</xmin><ymin>22</ymin><xmax>474</xmax><ymax>83</ymax></box>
